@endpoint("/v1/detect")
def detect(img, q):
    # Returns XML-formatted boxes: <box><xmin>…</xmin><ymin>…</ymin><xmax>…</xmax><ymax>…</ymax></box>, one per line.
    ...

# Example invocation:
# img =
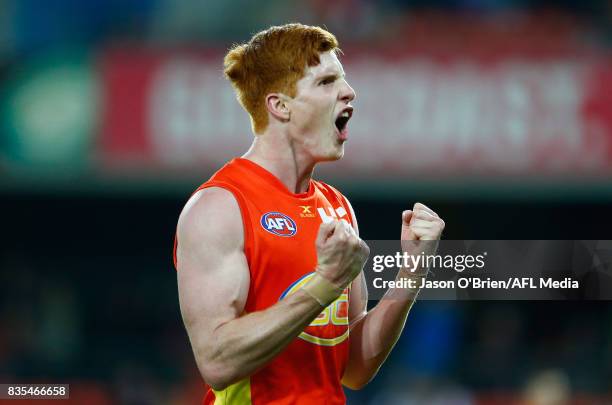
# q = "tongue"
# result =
<box><xmin>337</xmin><ymin>126</ymin><xmax>348</xmax><ymax>141</ymax></box>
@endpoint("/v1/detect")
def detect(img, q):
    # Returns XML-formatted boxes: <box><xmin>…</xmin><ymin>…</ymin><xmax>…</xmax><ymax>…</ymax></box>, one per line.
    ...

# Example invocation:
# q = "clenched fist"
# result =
<box><xmin>401</xmin><ymin>202</ymin><xmax>445</xmax><ymax>241</ymax></box>
<box><xmin>315</xmin><ymin>220</ymin><xmax>370</xmax><ymax>290</ymax></box>
<box><xmin>401</xmin><ymin>203</ymin><xmax>444</xmax><ymax>274</ymax></box>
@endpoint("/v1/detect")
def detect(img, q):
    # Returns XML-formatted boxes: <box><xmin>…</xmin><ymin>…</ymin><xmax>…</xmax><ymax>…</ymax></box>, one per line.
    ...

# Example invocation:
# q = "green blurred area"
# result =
<box><xmin>0</xmin><ymin>50</ymin><xmax>99</xmax><ymax>182</ymax></box>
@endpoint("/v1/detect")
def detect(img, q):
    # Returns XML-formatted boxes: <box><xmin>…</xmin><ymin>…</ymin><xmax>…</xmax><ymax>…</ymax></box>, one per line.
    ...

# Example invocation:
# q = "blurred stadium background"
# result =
<box><xmin>1</xmin><ymin>0</ymin><xmax>612</xmax><ymax>404</ymax></box>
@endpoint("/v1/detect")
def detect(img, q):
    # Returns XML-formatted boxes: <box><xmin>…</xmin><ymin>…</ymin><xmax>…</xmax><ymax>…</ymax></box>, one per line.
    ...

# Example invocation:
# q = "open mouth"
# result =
<box><xmin>334</xmin><ymin>107</ymin><xmax>353</xmax><ymax>133</ymax></box>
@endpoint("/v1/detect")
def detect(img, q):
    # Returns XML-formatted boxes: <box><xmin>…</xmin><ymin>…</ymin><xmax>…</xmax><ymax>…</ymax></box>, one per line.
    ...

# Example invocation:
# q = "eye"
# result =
<box><xmin>319</xmin><ymin>77</ymin><xmax>335</xmax><ymax>86</ymax></box>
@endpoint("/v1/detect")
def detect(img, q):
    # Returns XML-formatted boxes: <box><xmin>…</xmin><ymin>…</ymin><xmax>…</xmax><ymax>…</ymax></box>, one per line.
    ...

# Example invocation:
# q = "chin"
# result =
<box><xmin>317</xmin><ymin>145</ymin><xmax>344</xmax><ymax>162</ymax></box>
<box><xmin>332</xmin><ymin>146</ymin><xmax>345</xmax><ymax>160</ymax></box>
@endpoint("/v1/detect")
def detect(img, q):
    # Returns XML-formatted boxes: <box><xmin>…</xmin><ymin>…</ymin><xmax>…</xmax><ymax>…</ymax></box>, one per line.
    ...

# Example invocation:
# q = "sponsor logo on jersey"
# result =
<box><xmin>299</xmin><ymin>205</ymin><xmax>315</xmax><ymax>218</ymax></box>
<box><xmin>317</xmin><ymin>206</ymin><xmax>348</xmax><ymax>224</ymax></box>
<box><xmin>279</xmin><ymin>272</ymin><xmax>349</xmax><ymax>346</ymax></box>
<box><xmin>260</xmin><ymin>212</ymin><xmax>297</xmax><ymax>237</ymax></box>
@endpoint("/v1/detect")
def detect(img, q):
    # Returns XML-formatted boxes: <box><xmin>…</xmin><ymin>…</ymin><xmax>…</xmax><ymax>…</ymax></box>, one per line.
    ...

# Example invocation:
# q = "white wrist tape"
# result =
<box><xmin>303</xmin><ymin>273</ymin><xmax>344</xmax><ymax>307</ymax></box>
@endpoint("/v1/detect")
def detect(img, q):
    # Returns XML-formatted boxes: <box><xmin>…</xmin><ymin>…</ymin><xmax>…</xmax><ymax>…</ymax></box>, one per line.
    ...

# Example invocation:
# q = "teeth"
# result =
<box><xmin>341</xmin><ymin>111</ymin><xmax>349</xmax><ymax>118</ymax></box>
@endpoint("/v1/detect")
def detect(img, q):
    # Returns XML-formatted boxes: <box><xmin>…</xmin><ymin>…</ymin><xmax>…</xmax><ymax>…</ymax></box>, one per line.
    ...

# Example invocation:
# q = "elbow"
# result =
<box><xmin>342</xmin><ymin>375</ymin><xmax>374</xmax><ymax>391</ymax></box>
<box><xmin>343</xmin><ymin>379</ymin><xmax>371</xmax><ymax>391</ymax></box>
<box><xmin>207</xmin><ymin>378</ymin><xmax>232</xmax><ymax>392</ymax></box>
<box><xmin>192</xmin><ymin>333</ymin><xmax>242</xmax><ymax>391</ymax></box>
<box><xmin>200</xmin><ymin>364</ymin><xmax>233</xmax><ymax>391</ymax></box>
<box><xmin>344</xmin><ymin>382</ymin><xmax>367</xmax><ymax>391</ymax></box>
<box><xmin>198</xmin><ymin>359</ymin><xmax>240</xmax><ymax>391</ymax></box>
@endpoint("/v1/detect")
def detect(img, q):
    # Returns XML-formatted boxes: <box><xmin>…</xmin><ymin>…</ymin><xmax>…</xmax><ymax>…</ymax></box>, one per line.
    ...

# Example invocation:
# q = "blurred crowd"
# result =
<box><xmin>0</xmin><ymin>0</ymin><xmax>611</xmax><ymax>63</ymax></box>
<box><xmin>1</xmin><ymin>248</ymin><xmax>611</xmax><ymax>404</ymax></box>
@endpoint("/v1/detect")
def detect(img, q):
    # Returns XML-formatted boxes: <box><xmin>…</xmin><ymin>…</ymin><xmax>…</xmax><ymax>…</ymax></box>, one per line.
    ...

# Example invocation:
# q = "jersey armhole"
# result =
<box><xmin>338</xmin><ymin>194</ymin><xmax>355</xmax><ymax>227</ymax></box>
<box><xmin>173</xmin><ymin>181</ymin><xmax>255</xmax><ymax>271</ymax></box>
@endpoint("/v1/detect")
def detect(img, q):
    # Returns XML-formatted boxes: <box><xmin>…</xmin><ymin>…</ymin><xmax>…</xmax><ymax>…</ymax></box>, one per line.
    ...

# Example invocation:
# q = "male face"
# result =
<box><xmin>286</xmin><ymin>51</ymin><xmax>356</xmax><ymax>162</ymax></box>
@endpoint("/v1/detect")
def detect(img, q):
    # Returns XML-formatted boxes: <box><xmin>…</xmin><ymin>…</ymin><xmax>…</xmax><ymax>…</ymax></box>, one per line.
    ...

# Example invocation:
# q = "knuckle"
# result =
<box><xmin>362</xmin><ymin>243</ymin><xmax>371</xmax><ymax>256</ymax></box>
<box><xmin>346</xmin><ymin>238</ymin><xmax>355</xmax><ymax>249</ymax></box>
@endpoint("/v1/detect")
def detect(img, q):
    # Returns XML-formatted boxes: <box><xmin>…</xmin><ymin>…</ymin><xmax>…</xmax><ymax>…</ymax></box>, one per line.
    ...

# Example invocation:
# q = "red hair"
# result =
<box><xmin>224</xmin><ymin>23</ymin><xmax>339</xmax><ymax>134</ymax></box>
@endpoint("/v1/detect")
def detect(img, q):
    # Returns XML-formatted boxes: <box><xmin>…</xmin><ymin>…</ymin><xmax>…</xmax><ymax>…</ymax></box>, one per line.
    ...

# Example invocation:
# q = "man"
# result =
<box><xmin>174</xmin><ymin>23</ymin><xmax>445</xmax><ymax>404</ymax></box>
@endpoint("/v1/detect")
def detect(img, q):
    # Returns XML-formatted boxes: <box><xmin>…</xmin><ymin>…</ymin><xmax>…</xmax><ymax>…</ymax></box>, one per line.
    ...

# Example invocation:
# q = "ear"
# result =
<box><xmin>265</xmin><ymin>93</ymin><xmax>291</xmax><ymax>123</ymax></box>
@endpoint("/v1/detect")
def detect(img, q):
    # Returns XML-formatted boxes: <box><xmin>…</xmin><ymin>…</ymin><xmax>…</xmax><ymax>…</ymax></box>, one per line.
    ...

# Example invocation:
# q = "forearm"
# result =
<box><xmin>343</xmin><ymin>268</ymin><xmax>423</xmax><ymax>388</ymax></box>
<box><xmin>195</xmin><ymin>289</ymin><xmax>326</xmax><ymax>390</ymax></box>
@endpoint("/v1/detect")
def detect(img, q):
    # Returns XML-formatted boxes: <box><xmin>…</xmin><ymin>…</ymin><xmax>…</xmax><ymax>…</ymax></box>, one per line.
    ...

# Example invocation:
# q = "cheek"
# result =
<box><xmin>298</xmin><ymin>104</ymin><xmax>327</xmax><ymax>129</ymax></box>
<box><xmin>291</xmin><ymin>94</ymin><xmax>333</xmax><ymax>134</ymax></box>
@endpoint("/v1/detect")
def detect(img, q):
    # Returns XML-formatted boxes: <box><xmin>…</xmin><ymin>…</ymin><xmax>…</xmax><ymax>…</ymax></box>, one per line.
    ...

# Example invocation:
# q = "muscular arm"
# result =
<box><xmin>342</xmin><ymin>202</ymin><xmax>439</xmax><ymax>390</ymax></box>
<box><xmin>342</xmin><ymin>270</ymin><xmax>421</xmax><ymax>390</ymax></box>
<box><xmin>177</xmin><ymin>188</ymin><xmax>328</xmax><ymax>391</ymax></box>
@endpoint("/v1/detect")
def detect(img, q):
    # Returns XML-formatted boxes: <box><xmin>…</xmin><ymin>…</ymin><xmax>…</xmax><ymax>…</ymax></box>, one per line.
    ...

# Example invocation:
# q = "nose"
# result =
<box><xmin>339</xmin><ymin>79</ymin><xmax>356</xmax><ymax>103</ymax></box>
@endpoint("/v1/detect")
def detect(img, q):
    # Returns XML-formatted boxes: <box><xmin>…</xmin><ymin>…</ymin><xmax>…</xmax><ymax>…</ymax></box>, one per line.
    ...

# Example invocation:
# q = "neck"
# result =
<box><xmin>242</xmin><ymin>130</ymin><xmax>315</xmax><ymax>194</ymax></box>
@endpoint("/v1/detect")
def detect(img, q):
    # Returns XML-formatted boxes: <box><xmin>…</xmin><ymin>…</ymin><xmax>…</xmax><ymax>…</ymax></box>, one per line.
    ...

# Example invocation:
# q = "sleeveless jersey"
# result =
<box><xmin>174</xmin><ymin>158</ymin><xmax>355</xmax><ymax>405</ymax></box>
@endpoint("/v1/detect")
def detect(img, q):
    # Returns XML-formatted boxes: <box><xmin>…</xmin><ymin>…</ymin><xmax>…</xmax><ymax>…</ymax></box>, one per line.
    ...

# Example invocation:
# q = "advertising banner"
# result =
<box><xmin>99</xmin><ymin>48</ymin><xmax>612</xmax><ymax>178</ymax></box>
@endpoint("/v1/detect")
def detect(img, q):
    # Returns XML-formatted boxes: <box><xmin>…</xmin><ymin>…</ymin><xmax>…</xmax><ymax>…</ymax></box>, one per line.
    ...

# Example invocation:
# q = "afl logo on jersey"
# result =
<box><xmin>260</xmin><ymin>212</ymin><xmax>297</xmax><ymax>237</ymax></box>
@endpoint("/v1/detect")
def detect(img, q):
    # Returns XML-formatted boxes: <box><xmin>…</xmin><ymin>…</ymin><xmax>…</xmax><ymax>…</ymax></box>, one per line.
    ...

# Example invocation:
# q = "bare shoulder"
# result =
<box><xmin>177</xmin><ymin>187</ymin><xmax>244</xmax><ymax>258</ymax></box>
<box><xmin>176</xmin><ymin>186</ymin><xmax>250</xmax><ymax>337</ymax></box>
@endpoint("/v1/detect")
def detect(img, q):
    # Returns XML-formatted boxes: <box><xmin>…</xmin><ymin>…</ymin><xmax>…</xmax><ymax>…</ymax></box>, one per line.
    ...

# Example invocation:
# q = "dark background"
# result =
<box><xmin>2</xmin><ymin>191</ymin><xmax>612</xmax><ymax>403</ymax></box>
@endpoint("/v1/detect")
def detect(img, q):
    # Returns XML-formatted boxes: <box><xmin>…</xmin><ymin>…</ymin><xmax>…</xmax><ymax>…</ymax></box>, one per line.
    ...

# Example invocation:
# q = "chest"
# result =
<box><xmin>245</xmin><ymin>192</ymin><xmax>350</xmax><ymax>303</ymax></box>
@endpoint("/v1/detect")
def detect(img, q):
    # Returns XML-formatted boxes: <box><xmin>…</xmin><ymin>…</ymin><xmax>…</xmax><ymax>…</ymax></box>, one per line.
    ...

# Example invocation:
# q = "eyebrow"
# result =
<box><xmin>314</xmin><ymin>71</ymin><xmax>345</xmax><ymax>82</ymax></box>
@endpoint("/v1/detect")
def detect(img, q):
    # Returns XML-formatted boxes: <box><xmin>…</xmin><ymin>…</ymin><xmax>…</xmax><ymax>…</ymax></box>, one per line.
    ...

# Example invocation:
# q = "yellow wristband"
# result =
<box><xmin>303</xmin><ymin>273</ymin><xmax>344</xmax><ymax>307</ymax></box>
